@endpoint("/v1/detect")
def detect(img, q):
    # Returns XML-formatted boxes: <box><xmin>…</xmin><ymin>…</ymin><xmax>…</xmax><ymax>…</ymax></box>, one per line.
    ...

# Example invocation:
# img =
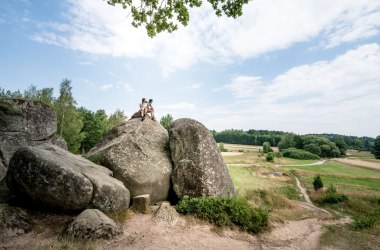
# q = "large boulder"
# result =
<box><xmin>86</xmin><ymin>118</ymin><xmax>173</xmax><ymax>203</ymax></box>
<box><xmin>6</xmin><ymin>144</ymin><xmax>130</xmax><ymax>212</ymax></box>
<box><xmin>0</xmin><ymin>98</ymin><xmax>66</xmax><ymax>182</ymax></box>
<box><xmin>64</xmin><ymin>209</ymin><xmax>122</xmax><ymax>240</ymax></box>
<box><xmin>169</xmin><ymin>118</ymin><xmax>236</xmax><ymax>198</ymax></box>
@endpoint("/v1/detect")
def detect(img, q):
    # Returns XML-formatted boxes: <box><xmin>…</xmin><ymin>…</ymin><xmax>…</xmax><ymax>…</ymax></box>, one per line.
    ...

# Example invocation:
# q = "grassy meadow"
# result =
<box><xmin>222</xmin><ymin>144</ymin><xmax>380</xmax><ymax>249</ymax></box>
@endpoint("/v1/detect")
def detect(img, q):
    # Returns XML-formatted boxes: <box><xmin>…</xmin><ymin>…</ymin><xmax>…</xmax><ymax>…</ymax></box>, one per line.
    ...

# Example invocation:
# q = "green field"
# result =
<box><xmin>283</xmin><ymin>161</ymin><xmax>380</xmax><ymax>192</ymax></box>
<box><xmin>223</xmin><ymin>144</ymin><xmax>380</xmax><ymax>249</ymax></box>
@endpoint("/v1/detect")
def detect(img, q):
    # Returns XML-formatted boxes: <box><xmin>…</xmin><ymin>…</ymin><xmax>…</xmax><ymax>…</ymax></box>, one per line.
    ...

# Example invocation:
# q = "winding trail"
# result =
<box><xmin>290</xmin><ymin>171</ymin><xmax>330</xmax><ymax>214</ymax></box>
<box><xmin>280</xmin><ymin>160</ymin><xmax>325</xmax><ymax>167</ymax></box>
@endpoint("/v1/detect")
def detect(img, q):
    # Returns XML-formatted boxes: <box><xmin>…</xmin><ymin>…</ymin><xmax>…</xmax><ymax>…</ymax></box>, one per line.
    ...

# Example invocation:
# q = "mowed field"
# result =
<box><xmin>222</xmin><ymin>144</ymin><xmax>380</xmax><ymax>249</ymax></box>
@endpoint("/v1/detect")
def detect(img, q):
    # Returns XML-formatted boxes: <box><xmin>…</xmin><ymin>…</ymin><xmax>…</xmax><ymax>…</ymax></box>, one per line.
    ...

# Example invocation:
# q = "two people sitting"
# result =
<box><xmin>140</xmin><ymin>98</ymin><xmax>156</xmax><ymax>121</ymax></box>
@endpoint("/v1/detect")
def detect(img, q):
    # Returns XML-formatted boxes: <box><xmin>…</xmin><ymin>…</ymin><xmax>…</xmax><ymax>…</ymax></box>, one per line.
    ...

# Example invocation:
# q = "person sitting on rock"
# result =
<box><xmin>139</xmin><ymin>97</ymin><xmax>148</xmax><ymax>121</ymax></box>
<box><xmin>147</xmin><ymin>99</ymin><xmax>156</xmax><ymax>121</ymax></box>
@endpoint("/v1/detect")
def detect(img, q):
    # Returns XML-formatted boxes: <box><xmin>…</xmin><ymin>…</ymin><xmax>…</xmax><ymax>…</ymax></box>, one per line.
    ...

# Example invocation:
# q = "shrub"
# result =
<box><xmin>277</xmin><ymin>186</ymin><xmax>301</xmax><ymax>200</ymax></box>
<box><xmin>266</xmin><ymin>152</ymin><xmax>275</xmax><ymax>162</ymax></box>
<box><xmin>263</xmin><ymin>142</ymin><xmax>273</xmax><ymax>153</ymax></box>
<box><xmin>282</xmin><ymin>148</ymin><xmax>320</xmax><ymax>160</ymax></box>
<box><xmin>176</xmin><ymin>196</ymin><xmax>269</xmax><ymax>233</ymax></box>
<box><xmin>319</xmin><ymin>185</ymin><xmax>348</xmax><ymax>204</ymax></box>
<box><xmin>353</xmin><ymin>215</ymin><xmax>376</xmax><ymax>229</ymax></box>
<box><xmin>219</xmin><ymin>143</ymin><xmax>228</xmax><ymax>152</ymax></box>
<box><xmin>313</xmin><ymin>175</ymin><xmax>323</xmax><ymax>191</ymax></box>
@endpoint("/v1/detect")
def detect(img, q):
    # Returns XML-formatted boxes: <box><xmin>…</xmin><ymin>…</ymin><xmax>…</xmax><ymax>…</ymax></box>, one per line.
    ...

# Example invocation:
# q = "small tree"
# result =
<box><xmin>266</xmin><ymin>152</ymin><xmax>274</xmax><ymax>162</ymax></box>
<box><xmin>263</xmin><ymin>142</ymin><xmax>273</xmax><ymax>153</ymax></box>
<box><xmin>313</xmin><ymin>175</ymin><xmax>323</xmax><ymax>191</ymax></box>
<box><xmin>219</xmin><ymin>142</ymin><xmax>228</xmax><ymax>152</ymax></box>
<box><xmin>160</xmin><ymin>114</ymin><xmax>174</xmax><ymax>130</ymax></box>
<box><xmin>275</xmin><ymin>152</ymin><xmax>282</xmax><ymax>161</ymax></box>
<box><xmin>372</xmin><ymin>136</ymin><xmax>380</xmax><ymax>159</ymax></box>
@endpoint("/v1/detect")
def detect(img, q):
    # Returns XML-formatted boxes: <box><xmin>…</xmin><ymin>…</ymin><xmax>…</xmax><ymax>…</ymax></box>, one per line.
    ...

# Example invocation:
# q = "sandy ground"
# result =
<box><xmin>221</xmin><ymin>152</ymin><xmax>243</xmax><ymax>156</ymax></box>
<box><xmin>332</xmin><ymin>158</ymin><xmax>380</xmax><ymax>171</ymax></box>
<box><xmin>0</xmin><ymin>206</ymin><xmax>352</xmax><ymax>250</ymax></box>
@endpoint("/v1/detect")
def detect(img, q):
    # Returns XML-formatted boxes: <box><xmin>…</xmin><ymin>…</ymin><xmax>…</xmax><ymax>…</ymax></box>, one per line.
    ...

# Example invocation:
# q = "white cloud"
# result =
<box><xmin>31</xmin><ymin>0</ymin><xmax>380</xmax><ymax>74</ymax></box>
<box><xmin>122</xmin><ymin>83</ymin><xmax>134</xmax><ymax>93</ymax></box>
<box><xmin>159</xmin><ymin>102</ymin><xmax>196</xmax><ymax>110</ymax></box>
<box><xmin>217</xmin><ymin>76</ymin><xmax>263</xmax><ymax>99</ymax></box>
<box><xmin>181</xmin><ymin>83</ymin><xmax>201</xmax><ymax>90</ymax></box>
<box><xmin>99</xmin><ymin>84</ymin><xmax>113</xmax><ymax>91</ymax></box>
<box><xmin>209</xmin><ymin>43</ymin><xmax>380</xmax><ymax>136</ymax></box>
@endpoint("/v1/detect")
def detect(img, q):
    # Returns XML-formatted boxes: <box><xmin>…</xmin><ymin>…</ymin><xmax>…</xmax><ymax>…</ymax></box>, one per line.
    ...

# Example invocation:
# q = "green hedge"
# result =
<box><xmin>176</xmin><ymin>196</ymin><xmax>269</xmax><ymax>233</ymax></box>
<box><xmin>282</xmin><ymin>148</ymin><xmax>320</xmax><ymax>160</ymax></box>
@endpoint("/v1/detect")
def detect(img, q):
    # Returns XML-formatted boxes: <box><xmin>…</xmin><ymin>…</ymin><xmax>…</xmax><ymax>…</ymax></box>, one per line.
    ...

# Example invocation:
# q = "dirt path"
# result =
<box><xmin>332</xmin><ymin>158</ymin><xmax>380</xmax><ymax>171</ymax></box>
<box><xmin>290</xmin><ymin>172</ymin><xmax>330</xmax><ymax>214</ymax></box>
<box><xmin>280</xmin><ymin>160</ymin><xmax>325</xmax><ymax>167</ymax></box>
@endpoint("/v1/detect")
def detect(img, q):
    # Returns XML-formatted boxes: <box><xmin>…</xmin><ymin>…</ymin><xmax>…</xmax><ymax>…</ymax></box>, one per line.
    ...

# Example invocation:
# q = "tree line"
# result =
<box><xmin>0</xmin><ymin>79</ymin><xmax>126</xmax><ymax>153</ymax></box>
<box><xmin>213</xmin><ymin>129</ymin><xmax>376</xmax><ymax>156</ymax></box>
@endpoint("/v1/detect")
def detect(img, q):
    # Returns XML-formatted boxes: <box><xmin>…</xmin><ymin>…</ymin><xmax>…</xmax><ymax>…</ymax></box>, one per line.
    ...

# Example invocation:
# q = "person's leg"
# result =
<box><xmin>150</xmin><ymin>107</ymin><xmax>156</xmax><ymax>121</ymax></box>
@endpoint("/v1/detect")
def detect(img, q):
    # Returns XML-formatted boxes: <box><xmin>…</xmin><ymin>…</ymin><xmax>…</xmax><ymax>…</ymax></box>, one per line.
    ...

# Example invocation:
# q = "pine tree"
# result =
<box><xmin>313</xmin><ymin>175</ymin><xmax>323</xmax><ymax>191</ymax></box>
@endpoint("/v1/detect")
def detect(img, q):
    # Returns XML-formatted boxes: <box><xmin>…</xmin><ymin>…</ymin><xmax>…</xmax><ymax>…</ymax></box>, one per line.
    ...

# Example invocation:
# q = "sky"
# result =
<box><xmin>0</xmin><ymin>0</ymin><xmax>380</xmax><ymax>137</ymax></box>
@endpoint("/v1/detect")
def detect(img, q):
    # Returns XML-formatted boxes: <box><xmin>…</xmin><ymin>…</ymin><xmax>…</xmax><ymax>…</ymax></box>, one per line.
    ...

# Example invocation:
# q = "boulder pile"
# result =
<box><xmin>0</xmin><ymin>98</ymin><xmax>236</xmax><ymax>242</ymax></box>
<box><xmin>0</xmin><ymin>99</ymin><xmax>66</xmax><ymax>194</ymax></box>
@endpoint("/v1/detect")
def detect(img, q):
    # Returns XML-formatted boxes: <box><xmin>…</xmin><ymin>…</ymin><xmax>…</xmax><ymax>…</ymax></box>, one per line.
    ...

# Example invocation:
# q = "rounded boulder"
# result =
<box><xmin>6</xmin><ymin>144</ymin><xmax>130</xmax><ymax>212</ymax></box>
<box><xmin>169</xmin><ymin>118</ymin><xmax>236</xmax><ymax>198</ymax></box>
<box><xmin>86</xmin><ymin>118</ymin><xmax>173</xmax><ymax>203</ymax></box>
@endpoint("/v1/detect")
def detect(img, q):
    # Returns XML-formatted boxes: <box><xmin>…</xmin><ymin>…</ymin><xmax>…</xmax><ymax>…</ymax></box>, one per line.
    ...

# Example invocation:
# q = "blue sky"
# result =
<box><xmin>1</xmin><ymin>0</ymin><xmax>380</xmax><ymax>137</ymax></box>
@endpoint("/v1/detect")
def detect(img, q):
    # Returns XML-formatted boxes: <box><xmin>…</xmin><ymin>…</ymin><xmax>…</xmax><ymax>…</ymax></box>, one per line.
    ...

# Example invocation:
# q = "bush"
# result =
<box><xmin>219</xmin><ymin>142</ymin><xmax>228</xmax><ymax>152</ymax></box>
<box><xmin>266</xmin><ymin>152</ymin><xmax>275</xmax><ymax>162</ymax></box>
<box><xmin>282</xmin><ymin>148</ymin><xmax>320</xmax><ymax>160</ymax></box>
<box><xmin>353</xmin><ymin>215</ymin><xmax>376</xmax><ymax>229</ymax></box>
<box><xmin>263</xmin><ymin>142</ymin><xmax>273</xmax><ymax>153</ymax></box>
<box><xmin>176</xmin><ymin>196</ymin><xmax>269</xmax><ymax>233</ymax></box>
<box><xmin>319</xmin><ymin>185</ymin><xmax>348</xmax><ymax>204</ymax></box>
<box><xmin>313</xmin><ymin>175</ymin><xmax>323</xmax><ymax>191</ymax></box>
<box><xmin>277</xmin><ymin>186</ymin><xmax>301</xmax><ymax>200</ymax></box>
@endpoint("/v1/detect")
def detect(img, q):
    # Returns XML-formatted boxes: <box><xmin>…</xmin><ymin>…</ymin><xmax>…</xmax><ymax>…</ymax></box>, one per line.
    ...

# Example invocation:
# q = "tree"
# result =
<box><xmin>278</xmin><ymin>134</ymin><xmax>295</xmax><ymax>151</ymax></box>
<box><xmin>107</xmin><ymin>0</ymin><xmax>250</xmax><ymax>37</ymax></box>
<box><xmin>334</xmin><ymin>136</ymin><xmax>347</xmax><ymax>156</ymax></box>
<box><xmin>303</xmin><ymin>143</ymin><xmax>321</xmax><ymax>156</ymax></box>
<box><xmin>219</xmin><ymin>142</ymin><xmax>228</xmax><ymax>152</ymax></box>
<box><xmin>313</xmin><ymin>175</ymin><xmax>323</xmax><ymax>191</ymax></box>
<box><xmin>372</xmin><ymin>136</ymin><xmax>380</xmax><ymax>159</ymax></box>
<box><xmin>78</xmin><ymin>108</ymin><xmax>105</xmax><ymax>153</ymax></box>
<box><xmin>54</xmin><ymin>79</ymin><xmax>84</xmax><ymax>152</ymax></box>
<box><xmin>106</xmin><ymin>109</ymin><xmax>127</xmax><ymax>132</ymax></box>
<box><xmin>160</xmin><ymin>114</ymin><xmax>174</xmax><ymax>130</ymax></box>
<box><xmin>24</xmin><ymin>84</ymin><xmax>55</xmax><ymax>105</ymax></box>
<box><xmin>262</xmin><ymin>141</ymin><xmax>273</xmax><ymax>153</ymax></box>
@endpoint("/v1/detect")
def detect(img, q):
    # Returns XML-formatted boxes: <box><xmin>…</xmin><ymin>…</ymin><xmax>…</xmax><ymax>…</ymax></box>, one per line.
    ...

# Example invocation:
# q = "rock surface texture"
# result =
<box><xmin>132</xmin><ymin>194</ymin><xmax>151</xmax><ymax>214</ymax></box>
<box><xmin>6</xmin><ymin>144</ymin><xmax>130</xmax><ymax>212</ymax></box>
<box><xmin>64</xmin><ymin>209</ymin><xmax>123</xmax><ymax>240</ymax></box>
<box><xmin>152</xmin><ymin>202</ymin><xmax>179</xmax><ymax>225</ymax></box>
<box><xmin>86</xmin><ymin>118</ymin><xmax>173</xmax><ymax>203</ymax></box>
<box><xmin>0</xmin><ymin>204</ymin><xmax>34</xmax><ymax>240</ymax></box>
<box><xmin>169</xmin><ymin>118</ymin><xmax>236</xmax><ymax>198</ymax></box>
<box><xmin>0</xmin><ymin>99</ymin><xmax>66</xmax><ymax>182</ymax></box>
